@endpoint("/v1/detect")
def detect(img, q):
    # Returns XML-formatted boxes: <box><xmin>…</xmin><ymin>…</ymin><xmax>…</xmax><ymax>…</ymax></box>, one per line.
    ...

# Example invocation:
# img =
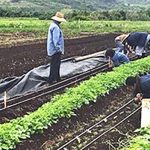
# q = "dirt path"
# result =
<box><xmin>0</xmin><ymin>33</ymin><xmax>118</xmax><ymax>79</ymax></box>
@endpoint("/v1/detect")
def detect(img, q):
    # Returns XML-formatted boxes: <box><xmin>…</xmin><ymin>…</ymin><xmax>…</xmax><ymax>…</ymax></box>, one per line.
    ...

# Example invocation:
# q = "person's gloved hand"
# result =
<box><xmin>134</xmin><ymin>93</ymin><xmax>143</xmax><ymax>104</ymax></box>
<box><xmin>107</xmin><ymin>66</ymin><xmax>113</xmax><ymax>71</ymax></box>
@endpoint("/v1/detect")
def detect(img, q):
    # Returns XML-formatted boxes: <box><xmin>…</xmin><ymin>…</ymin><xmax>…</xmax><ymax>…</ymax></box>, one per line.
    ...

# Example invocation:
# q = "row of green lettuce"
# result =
<box><xmin>122</xmin><ymin>127</ymin><xmax>150</xmax><ymax>150</ymax></box>
<box><xmin>1</xmin><ymin>57</ymin><xmax>150</xmax><ymax>150</ymax></box>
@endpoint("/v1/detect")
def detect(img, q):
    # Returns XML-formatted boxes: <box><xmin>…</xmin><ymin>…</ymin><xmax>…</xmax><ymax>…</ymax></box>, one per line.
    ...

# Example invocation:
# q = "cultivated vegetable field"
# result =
<box><xmin>1</xmin><ymin>17</ymin><xmax>150</xmax><ymax>45</ymax></box>
<box><xmin>0</xmin><ymin>56</ymin><xmax>150</xmax><ymax>149</ymax></box>
<box><xmin>0</xmin><ymin>18</ymin><xmax>150</xmax><ymax>149</ymax></box>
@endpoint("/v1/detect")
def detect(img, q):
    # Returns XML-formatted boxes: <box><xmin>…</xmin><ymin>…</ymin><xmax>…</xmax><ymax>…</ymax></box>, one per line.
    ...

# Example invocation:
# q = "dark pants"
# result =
<box><xmin>48</xmin><ymin>52</ymin><xmax>61</xmax><ymax>83</ymax></box>
<box><xmin>146</xmin><ymin>40</ymin><xmax>150</xmax><ymax>50</ymax></box>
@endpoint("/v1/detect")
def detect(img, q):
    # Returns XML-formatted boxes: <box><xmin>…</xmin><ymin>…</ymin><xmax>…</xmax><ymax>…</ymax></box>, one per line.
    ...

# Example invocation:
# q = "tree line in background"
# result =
<box><xmin>0</xmin><ymin>7</ymin><xmax>150</xmax><ymax>21</ymax></box>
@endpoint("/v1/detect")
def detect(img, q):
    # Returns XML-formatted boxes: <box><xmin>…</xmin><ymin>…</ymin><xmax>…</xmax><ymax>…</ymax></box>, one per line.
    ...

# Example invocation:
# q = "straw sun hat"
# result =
<box><xmin>51</xmin><ymin>12</ymin><xmax>66</xmax><ymax>22</ymax></box>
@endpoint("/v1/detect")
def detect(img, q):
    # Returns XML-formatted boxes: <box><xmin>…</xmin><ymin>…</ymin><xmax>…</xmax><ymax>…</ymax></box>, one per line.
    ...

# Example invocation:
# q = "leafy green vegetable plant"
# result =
<box><xmin>1</xmin><ymin>56</ymin><xmax>150</xmax><ymax>149</ymax></box>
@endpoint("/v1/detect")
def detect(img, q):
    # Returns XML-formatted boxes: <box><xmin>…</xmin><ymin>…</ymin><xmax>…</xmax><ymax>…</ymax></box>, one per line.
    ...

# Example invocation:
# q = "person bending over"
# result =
<box><xmin>123</xmin><ymin>32</ymin><xmax>150</xmax><ymax>58</ymax></box>
<box><xmin>126</xmin><ymin>74</ymin><xmax>150</xmax><ymax>103</ymax></box>
<box><xmin>105</xmin><ymin>48</ymin><xmax>130</xmax><ymax>67</ymax></box>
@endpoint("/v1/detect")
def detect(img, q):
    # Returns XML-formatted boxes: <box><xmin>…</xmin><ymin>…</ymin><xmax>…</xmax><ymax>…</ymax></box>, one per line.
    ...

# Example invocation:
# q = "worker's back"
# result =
<box><xmin>140</xmin><ymin>74</ymin><xmax>150</xmax><ymax>98</ymax></box>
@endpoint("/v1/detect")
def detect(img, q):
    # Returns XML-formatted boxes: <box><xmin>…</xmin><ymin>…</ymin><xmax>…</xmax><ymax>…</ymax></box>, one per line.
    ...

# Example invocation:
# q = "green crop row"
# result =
<box><xmin>1</xmin><ymin>18</ymin><xmax>150</xmax><ymax>37</ymax></box>
<box><xmin>1</xmin><ymin>57</ymin><xmax>150</xmax><ymax>149</ymax></box>
<box><xmin>121</xmin><ymin>127</ymin><xmax>150</xmax><ymax>150</ymax></box>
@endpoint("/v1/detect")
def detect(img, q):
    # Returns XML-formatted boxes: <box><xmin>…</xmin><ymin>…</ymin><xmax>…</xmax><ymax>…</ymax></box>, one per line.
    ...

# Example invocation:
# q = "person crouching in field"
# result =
<box><xmin>105</xmin><ymin>48</ymin><xmax>130</xmax><ymax>68</ymax></box>
<box><xmin>47</xmin><ymin>12</ymin><xmax>66</xmax><ymax>84</ymax></box>
<box><xmin>126</xmin><ymin>74</ymin><xmax>150</xmax><ymax>104</ymax></box>
<box><xmin>122</xmin><ymin>32</ymin><xmax>150</xmax><ymax>58</ymax></box>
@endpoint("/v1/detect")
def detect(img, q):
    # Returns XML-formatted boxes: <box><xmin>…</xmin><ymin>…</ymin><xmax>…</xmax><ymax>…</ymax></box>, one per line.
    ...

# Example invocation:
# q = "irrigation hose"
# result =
<box><xmin>57</xmin><ymin>99</ymin><xmax>135</xmax><ymax>150</ymax></box>
<box><xmin>81</xmin><ymin>106</ymin><xmax>141</xmax><ymax>150</ymax></box>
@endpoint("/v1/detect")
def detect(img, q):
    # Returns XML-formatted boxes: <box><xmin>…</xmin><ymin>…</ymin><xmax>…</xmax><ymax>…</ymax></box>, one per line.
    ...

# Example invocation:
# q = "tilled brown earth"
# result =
<box><xmin>15</xmin><ymin>86</ymin><xmax>141</xmax><ymax>150</ymax></box>
<box><xmin>0</xmin><ymin>33</ymin><xmax>140</xmax><ymax>150</ymax></box>
<box><xmin>0</xmin><ymin>33</ymin><xmax>119</xmax><ymax>79</ymax></box>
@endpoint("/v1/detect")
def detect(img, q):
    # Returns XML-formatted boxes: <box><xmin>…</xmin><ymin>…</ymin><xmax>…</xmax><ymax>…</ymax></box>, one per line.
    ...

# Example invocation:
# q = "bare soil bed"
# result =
<box><xmin>0</xmin><ymin>33</ymin><xmax>119</xmax><ymax>124</ymax></box>
<box><xmin>0</xmin><ymin>33</ymin><xmax>118</xmax><ymax>79</ymax></box>
<box><xmin>0</xmin><ymin>33</ymin><xmax>139</xmax><ymax>150</ymax></box>
<box><xmin>0</xmin><ymin>33</ymin><xmax>37</xmax><ymax>47</ymax></box>
<box><xmin>15</xmin><ymin>86</ymin><xmax>140</xmax><ymax>150</ymax></box>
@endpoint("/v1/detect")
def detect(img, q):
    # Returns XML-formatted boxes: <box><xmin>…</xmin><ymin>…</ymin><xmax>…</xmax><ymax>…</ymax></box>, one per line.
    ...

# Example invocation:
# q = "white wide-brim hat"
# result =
<box><xmin>51</xmin><ymin>12</ymin><xmax>66</xmax><ymax>22</ymax></box>
<box><xmin>115</xmin><ymin>34</ymin><xmax>129</xmax><ymax>42</ymax></box>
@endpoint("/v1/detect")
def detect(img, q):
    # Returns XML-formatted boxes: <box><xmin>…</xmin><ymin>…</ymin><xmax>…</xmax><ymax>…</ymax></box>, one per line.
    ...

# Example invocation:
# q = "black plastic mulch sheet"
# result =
<box><xmin>0</xmin><ymin>56</ymin><xmax>106</xmax><ymax>100</ymax></box>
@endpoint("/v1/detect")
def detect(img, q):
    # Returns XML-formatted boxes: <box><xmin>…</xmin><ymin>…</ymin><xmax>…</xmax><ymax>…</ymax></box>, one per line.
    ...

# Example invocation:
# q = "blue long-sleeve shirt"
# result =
<box><xmin>112</xmin><ymin>52</ymin><xmax>129</xmax><ymax>67</ymax></box>
<box><xmin>47</xmin><ymin>21</ymin><xmax>64</xmax><ymax>56</ymax></box>
<box><xmin>140</xmin><ymin>74</ymin><xmax>150</xmax><ymax>98</ymax></box>
<box><xmin>123</xmin><ymin>32</ymin><xmax>148</xmax><ymax>49</ymax></box>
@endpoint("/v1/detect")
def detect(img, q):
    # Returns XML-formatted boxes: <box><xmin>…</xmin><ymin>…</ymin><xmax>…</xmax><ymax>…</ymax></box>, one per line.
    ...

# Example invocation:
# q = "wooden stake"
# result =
<box><xmin>73</xmin><ymin>51</ymin><xmax>106</xmax><ymax>62</ymax></box>
<box><xmin>4</xmin><ymin>91</ymin><xmax>7</xmax><ymax>109</ymax></box>
<box><xmin>141</xmin><ymin>99</ymin><xmax>150</xmax><ymax>128</ymax></box>
<box><xmin>108</xmin><ymin>57</ymin><xmax>113</xmax><ymax>68</ymax></box>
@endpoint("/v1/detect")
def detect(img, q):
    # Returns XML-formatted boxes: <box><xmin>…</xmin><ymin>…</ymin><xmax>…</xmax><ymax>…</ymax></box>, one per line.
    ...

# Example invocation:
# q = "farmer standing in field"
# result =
<box><xmin>126</xmin><ymin>74</ymin><xmax>150</xmax><ymax>103</ymax></box>
<box><xmin>47</xmin><ymin>12</ymin><xmax>66</xmax><ymax>84</ymax></box>
<box><xmin>120</xmin><ymin>32</ymin><xmax>150</xmax><ymax>58</ymax></box>
<box><xmin>105</xmin><ymin>48</ymin><xmax>130</xmax><ymax>67</ymax></box>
